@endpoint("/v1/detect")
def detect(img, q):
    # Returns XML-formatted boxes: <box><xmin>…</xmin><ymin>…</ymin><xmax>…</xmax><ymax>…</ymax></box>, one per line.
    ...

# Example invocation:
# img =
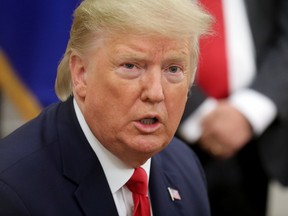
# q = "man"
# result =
<box><xmin>177</xmin><ymin>0</ymin><xmax>288</xmax><ymax>215</ymax></box>
<box><xmin>0</xmin><ymin>0</ymin><xmax>212</xmax><ymax>215</ymax></box>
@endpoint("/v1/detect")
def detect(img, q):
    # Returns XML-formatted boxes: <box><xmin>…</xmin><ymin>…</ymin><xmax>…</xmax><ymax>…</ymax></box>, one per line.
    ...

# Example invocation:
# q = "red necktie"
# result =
<box><xmin>197</xmin><ymin>0</ymin><xmax>229</xmax><ymax>99</ymax></box>
<box><xmin>126</xmin><ymin>167</ymin><xmax>151</xmax><ymax>216</ymax></box>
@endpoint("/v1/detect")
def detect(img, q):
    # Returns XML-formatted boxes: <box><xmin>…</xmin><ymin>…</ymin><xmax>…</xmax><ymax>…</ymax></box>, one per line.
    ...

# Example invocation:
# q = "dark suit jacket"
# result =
<box><xmin>179</xmin><ymin>0</ymin><xmax>288</xmax><ymax>185</ymax></box>
<box><xmin>0</xmin><ymin>98</ymin><xmax>210</xmax><ymax>216</ymax></box>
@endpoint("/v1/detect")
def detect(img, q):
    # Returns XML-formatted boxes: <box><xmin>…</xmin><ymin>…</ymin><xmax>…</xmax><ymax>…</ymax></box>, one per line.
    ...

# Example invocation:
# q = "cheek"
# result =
<box><xmin>166</xmin><ymin>87</ymin><xmax>188</xmax><ymax>127</ymax></box>
<box><xmin>84</xmin><ymin>77</ymin><xmax>138</xmax><ymax>126</ymax></box>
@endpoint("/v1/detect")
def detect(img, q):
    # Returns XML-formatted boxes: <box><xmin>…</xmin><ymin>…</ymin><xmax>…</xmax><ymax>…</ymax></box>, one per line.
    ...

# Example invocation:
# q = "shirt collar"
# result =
<box><xmin>73</xmin><ymin>99</ymin><xmax>151</xmax><ymax>193</ymax></box>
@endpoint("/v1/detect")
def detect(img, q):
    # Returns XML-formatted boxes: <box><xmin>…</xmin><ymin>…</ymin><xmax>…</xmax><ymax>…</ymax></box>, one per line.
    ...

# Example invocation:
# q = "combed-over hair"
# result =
<box><xmin>55</xmin><ymin>0</ymin><xmax>212</xmax><ymax>101</ymax></box>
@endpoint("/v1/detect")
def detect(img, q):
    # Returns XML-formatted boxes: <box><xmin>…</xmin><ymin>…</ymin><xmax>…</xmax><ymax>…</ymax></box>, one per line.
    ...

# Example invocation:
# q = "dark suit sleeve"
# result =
<box><xmin>249</xmin><ymin>0</ymin><xmax>288</xmax><ymax>120</ymax></box>
<box><xmin>0</xmin><ymin>180</ymin><xmax>30</xmax><ymax>215</ymax></box>
<box><xmin>247</xmin><ymin>0</ymin><xmax>288</xmax><ymax>185</ymax></box>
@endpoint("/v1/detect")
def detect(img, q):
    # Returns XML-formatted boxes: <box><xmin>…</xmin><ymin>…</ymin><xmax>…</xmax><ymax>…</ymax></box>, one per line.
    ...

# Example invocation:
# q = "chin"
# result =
<box><xmin>135</xmin><ymin>137</ymin><xmax>168</xmax><ymax>153</ymax></box>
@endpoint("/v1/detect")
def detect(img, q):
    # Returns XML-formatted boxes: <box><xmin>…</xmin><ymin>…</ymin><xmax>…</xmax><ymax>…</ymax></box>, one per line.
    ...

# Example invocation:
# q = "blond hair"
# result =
<box><xmin>55</xmin><ymin>0</ymin><xmax>212</xmax><ymax>101</ymax></box>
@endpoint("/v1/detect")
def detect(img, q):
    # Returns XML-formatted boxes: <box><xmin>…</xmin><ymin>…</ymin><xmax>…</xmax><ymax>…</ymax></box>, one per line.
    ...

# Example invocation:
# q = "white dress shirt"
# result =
<box><xmin>73</xmin><ymin>99</ymin><xmax>151</xmax><ymax>216</ymax></box>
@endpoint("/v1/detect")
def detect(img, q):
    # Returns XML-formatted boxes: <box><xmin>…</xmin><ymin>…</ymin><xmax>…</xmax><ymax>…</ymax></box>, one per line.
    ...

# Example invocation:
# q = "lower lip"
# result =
<box><xmin>133</xmin><ymin>121</ymin><xmax>161</xmax><ymax>133</ymax></box>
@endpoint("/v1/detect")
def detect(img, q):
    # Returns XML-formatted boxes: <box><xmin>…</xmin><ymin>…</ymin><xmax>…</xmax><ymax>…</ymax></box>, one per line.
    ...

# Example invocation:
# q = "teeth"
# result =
<box><xmin>140</xmin><ymin>118</ymin><xmax>157</xmax><ymax>125</ymax></box>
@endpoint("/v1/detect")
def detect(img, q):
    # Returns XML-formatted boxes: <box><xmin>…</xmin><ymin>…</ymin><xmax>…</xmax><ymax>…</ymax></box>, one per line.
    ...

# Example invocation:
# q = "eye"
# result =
<box><xmin>168</xmin><ymin>66</ymin><xmax>181</xmax><ymax>73</ymax></box>
<box><xmin>164</xmin><ymin>65</ymin><xmax>185</xmax><ymax>83</ymax></box>
<box><xmin>115</xmin><ymin>63</ymin><xmax>143</xmax><ymax>79</ymax></box>
<box><xmin>123</xmin><ymin>63</ymin><xmax>135</xmax><ymax>69</ymax></box>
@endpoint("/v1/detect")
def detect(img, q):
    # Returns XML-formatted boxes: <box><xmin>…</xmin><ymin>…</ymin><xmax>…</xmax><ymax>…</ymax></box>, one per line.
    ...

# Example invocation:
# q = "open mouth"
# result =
<box><xmin>139</xmin><ymin>117</ymin><xmax>158</xmax><ymax>125</ymax></box>
<box><xmin>134</xmin><ymin>116</ymin><xmax>161</xmax><ymax>133</ymax></box>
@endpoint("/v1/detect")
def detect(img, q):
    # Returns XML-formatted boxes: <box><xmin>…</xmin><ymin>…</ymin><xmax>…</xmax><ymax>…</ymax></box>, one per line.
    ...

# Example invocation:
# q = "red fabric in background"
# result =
<box><xmin>197</xmin><ymin>0</ymin><xmax>229</xmax><ymax>99</ymax></box>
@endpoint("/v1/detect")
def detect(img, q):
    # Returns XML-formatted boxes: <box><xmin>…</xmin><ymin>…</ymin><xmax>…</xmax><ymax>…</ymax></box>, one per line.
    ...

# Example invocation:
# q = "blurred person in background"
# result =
<box><xmin>177</xmin><ymin>0</ymin><xmax>288</xmax><ymax>216</ymax></box>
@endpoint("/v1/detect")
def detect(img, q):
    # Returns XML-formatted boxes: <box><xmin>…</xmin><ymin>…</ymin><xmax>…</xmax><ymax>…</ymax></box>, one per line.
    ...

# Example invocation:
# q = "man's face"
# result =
<box><xmin>72</xmin><ymin>34</ymin><xmax>193</xmax><ymax>167</ymax></box>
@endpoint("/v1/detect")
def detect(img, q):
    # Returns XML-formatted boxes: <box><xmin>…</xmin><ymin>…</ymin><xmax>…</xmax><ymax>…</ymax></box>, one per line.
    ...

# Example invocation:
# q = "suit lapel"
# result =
<box><xmin>57</xmin><ymin>98</ymin><xmax>118</xmax><ymax>216</ymax></box>
<box><xmin>149</xmin><ymin>155</ymin><xmax>184</xmax><ymax>216</ymax></box>
<box><xmin>73</xmin><ymin>162</ymin><xmax>118</xmax><ymax>216</ymax></box>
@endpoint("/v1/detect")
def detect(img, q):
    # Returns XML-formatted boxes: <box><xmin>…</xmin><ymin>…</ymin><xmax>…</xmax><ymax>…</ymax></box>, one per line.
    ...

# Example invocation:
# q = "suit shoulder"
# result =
<box><xmin>157</xmin><ymin>137</ymin><xmax>206</xmax><ymax>179</ymax></box>
<box><xmin>0</xmin><ymin>102</ymin><xmax>61</xmax><ymax>173</ymax></box>
<box><xmin>165</xmin><ymin>137</ymin><xmax>199</xmax><ymax>162</ymax></box>
<box><xmin>152</xmin><ymin>137</ymin><xmax>210</xmax><ymax>214</ymax></box>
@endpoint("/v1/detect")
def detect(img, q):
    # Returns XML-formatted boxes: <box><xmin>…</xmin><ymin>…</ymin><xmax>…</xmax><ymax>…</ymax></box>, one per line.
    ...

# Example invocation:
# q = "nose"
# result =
<box><xmin>140</xmin><ymin>67</ymin><xmax>165</xmax><ymax>103</ymax></box>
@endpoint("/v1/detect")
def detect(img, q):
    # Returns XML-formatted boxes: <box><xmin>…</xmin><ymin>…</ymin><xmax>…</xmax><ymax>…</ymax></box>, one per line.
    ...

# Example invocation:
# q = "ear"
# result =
<box><xmin>70</xmin><ymin>52</ymin><xmax>87</xmax><ymax>98</ymax></box>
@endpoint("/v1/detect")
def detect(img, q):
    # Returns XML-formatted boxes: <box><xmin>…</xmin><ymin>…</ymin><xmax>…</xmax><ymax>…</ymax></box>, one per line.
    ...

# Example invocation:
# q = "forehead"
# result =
<box><xmin>102</xmin><ymin>34</ymin><xmax>193</xmax><ymax>60</ymax></box>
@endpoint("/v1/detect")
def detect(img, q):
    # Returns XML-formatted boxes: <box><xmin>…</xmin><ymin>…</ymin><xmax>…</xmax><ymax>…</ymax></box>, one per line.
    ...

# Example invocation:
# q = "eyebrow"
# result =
<box><xmin>110</xmin><ymin>40</ymin><xmax>192</xmax><ymax>66</ymax></box>
<box><xmin>114</xmin><ymin>48</ymin><xmax>190</xmax><ymax>62</ymax></box>
<box><xmin>164</xmin><ymin>53</ymin><xmax>190</xmax><ymax>62</ymax></box>
<box><xmin>113</xmin><ymin>46</ymin><xmax>148</xmax><ymax>60</ymax></box>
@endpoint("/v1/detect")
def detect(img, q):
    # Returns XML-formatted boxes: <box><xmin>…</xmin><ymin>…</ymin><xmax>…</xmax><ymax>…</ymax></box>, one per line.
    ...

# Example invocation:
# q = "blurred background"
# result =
<box><xmin>0</xmin><ymin>1</ymin><xmax>288</xmax><ymax>215</ymax></box>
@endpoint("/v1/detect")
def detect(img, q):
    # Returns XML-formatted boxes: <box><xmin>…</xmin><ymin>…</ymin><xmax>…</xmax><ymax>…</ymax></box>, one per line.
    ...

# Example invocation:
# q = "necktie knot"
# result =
<box><xmin>126</xmin><ymin>167</ymin><xmax>151</xmax><ymax>216</ymax></box>
<box><xmin>126</xmin><ymin>167</ymin><xmax>148</xmax><ymax>196</ymax></box>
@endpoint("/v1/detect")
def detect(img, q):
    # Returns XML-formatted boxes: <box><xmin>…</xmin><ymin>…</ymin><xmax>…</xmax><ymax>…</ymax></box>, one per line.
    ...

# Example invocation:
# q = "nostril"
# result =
<box><xmin>140</xmin><ymin>84</ymin><xmax>165</xmax><ymax>102</ymax></box>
